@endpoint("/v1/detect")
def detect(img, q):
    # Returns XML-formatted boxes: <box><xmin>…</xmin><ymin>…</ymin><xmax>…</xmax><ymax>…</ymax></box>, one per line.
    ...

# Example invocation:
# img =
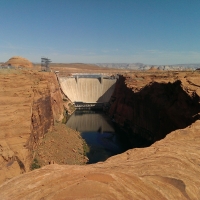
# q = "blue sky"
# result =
<box><xmin>0</xmin><ymin>0</ymin><xmax>200</xmax><ymax>65</ymax></box>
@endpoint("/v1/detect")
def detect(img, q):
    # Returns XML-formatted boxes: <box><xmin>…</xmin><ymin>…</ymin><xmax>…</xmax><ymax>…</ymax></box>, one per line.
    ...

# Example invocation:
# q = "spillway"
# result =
<box><xmin>58</xmin><ymin>75</ymin><xmax>117</xmax><ymax>104</ymax></box>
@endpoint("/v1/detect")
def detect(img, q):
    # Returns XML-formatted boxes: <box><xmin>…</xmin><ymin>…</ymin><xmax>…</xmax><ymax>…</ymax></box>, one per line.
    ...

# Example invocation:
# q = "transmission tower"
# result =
<box><xmin>41</xmin><ymin>57</ymin><xmax>51</xmax><ymax>71</ymax></box>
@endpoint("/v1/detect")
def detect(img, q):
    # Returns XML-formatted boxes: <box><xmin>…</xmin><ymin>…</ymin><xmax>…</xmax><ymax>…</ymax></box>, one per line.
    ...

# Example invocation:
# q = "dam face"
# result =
<box><xmin>58</xmin><ymin>74</ymin><xmax>117</xmax><ymax>105</ymax></box>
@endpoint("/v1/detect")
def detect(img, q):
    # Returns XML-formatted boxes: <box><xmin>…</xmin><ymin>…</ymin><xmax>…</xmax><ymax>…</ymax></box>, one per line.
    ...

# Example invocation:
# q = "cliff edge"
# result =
<box><xmin>0</xmin><ymin>69</ymin><xmax>64</xmax><ymax>184</ymax></box>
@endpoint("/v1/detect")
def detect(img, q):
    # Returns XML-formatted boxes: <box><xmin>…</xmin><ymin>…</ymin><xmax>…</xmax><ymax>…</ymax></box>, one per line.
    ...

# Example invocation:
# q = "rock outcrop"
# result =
<box><xmin>0</xmin><ymin>70</ymin><xmax>64</xmax><ymax>184</ymax></box>
<box><xmin>109</xmin><ymin>73</ymin><xmax>200</xmax><ymax>146</ymax></box>
<box><xmin>1</xmin><ymin>70</ymin><xmax>200</xmax><ymax>199</ymax></box>
<box><xmin>2</xmin><ymin>56</ymin><xmax>33</xmax><ymax>69</ymax></box>
<box><xmin>0</xmin><ymin>119</ymin><xmax>200</xmax><ymax>199</ymax></box>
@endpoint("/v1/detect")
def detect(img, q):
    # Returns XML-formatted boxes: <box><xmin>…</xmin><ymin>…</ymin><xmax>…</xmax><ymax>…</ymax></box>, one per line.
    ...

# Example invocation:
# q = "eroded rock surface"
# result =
<box><xmin>109</xmin><ymin>72</ymin><xmax>200</xmax><ymax>146</ymax></box>
<box><xmin>1</xmin><ymin>70</ymin><xmax>200</xmax><ymax>199</ymax></box>
<box><xmin>0</xmin><ymin>69</ymin><xmax>64</xmax><ymax>184</ymax></box>
<box><xmin>2</xmin><ymin>56</ymin><xmax>33</xmax><ymax>69</ymax></box>
<box><xmin>0</xmin><ymin>120</ymin><xmax>200</xmax><ymax>199</ymax></box>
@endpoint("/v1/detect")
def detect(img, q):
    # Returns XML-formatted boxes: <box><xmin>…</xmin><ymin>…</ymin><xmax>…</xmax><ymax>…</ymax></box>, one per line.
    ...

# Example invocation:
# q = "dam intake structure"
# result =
<box><xmin>58</xmin><ymin>73</ymin><xmax>118</xmax><ymax>109</ymax></box>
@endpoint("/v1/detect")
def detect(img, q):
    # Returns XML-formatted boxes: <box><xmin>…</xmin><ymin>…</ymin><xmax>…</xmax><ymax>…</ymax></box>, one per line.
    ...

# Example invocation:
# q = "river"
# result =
<box><xmin>66</xmin><ymin>110</ymin><xmax>128</xmax><ymax>164</ymax></box>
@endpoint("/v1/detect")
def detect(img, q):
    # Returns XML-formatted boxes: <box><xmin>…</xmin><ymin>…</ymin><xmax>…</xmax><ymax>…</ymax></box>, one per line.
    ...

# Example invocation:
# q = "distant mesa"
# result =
<box><xmin>148</xmin><ymin>66</ymin><xmax>159</xmax><ymax>71</ymax></box>
<box><xmin>2</xmin><ymin>56</ymin><xmax>33</xmax><ymax>69</ymax></box>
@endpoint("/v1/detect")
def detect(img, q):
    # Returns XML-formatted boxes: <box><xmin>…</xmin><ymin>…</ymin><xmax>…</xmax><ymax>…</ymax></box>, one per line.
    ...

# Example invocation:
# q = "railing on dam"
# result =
<box><xmin>58</xmin><ymin>73</ymin><xmax>118</xmax><ymax>105</ymax></box>
<box><xmin>65</xmin><ymin>73</ymin><xmax>118</xmax><ymax>84</ymax></box>
<box><xmin>70</xmin><ymin>73</ymin><xmax>118</xmax><ymax>78</ymax></box>
<box><xmin>74</xmin><ymin>102</ymin><xmax>109</xmax><ymax>110</ymax></box>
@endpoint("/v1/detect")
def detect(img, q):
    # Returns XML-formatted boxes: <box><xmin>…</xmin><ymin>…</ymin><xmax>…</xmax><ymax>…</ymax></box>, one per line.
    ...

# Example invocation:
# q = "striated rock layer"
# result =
<box><xmin>109</xmin><ymin>72</ymin><xmax>200</xmax><ymax>147</ymax></box>
<box><xmin>1</xmin><ymin>71</ymin><xmax>200</xmax><ymax>199</ymax></box>
<box><xmin>0</xmin><ymin>69</ymin><xmax>64</xmax><ymax>184</ymax></box>
<box><xmin>0</xmin><ymin>120</ymin><xmax>200</xmax><ymax>199</ymax></box>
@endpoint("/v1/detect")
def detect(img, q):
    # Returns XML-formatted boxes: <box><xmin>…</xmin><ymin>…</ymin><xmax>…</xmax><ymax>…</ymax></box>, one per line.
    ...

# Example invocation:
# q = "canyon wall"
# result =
<box><xmin>0</xmin><ymin>70</ymin><xmax>64</xmax><ymax>184</ymax></box>
<box><xmin>27</xmin><ymin>73</ymin><xmax>64</xmax><ymax>151</ymax></box>
<box><xmin>109</xmin><ymin>74</ymin><xmax>200</xmax><ymax>147</ymax></box>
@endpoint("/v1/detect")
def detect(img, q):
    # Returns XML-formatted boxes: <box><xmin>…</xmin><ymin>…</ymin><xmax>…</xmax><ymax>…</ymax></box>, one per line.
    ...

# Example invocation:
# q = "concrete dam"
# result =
<box><xmin>58</xmin><ymin>74</ymin><xmax>117</xmax><ymax>107</ymax></box>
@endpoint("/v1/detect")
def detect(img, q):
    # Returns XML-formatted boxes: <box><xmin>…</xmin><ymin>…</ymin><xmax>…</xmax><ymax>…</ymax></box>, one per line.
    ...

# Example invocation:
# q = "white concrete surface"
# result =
<box><xmin>59</xmin><ymin>77</ymin><xmax>116</xmax><ymax>103</ymax></box>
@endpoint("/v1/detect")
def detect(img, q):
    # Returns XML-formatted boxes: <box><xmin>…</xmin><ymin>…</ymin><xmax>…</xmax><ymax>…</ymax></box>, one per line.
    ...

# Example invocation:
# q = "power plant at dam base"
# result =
<box><xmin>58</xmin><ymin>73</ymin><xmax>118</xmax><ymax>108</ymax></box>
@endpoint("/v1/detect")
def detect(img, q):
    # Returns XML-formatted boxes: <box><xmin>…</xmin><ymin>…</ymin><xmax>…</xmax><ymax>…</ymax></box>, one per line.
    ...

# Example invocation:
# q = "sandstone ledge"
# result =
<box><xmin>0</xmin><ymin>119</ymin><xmax>200</xmax><ymax>199</ymax></box>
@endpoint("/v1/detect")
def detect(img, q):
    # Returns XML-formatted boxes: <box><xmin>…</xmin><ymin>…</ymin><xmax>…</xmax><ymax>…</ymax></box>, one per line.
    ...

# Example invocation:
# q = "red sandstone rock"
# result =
<box><xmin>0</xmin><ymin>70</ymin><xmax>64</xmax><ymax>184</ymax></box>
<box><xmin>0</xmin><ymin>120</ymin><xmax>200</xmax><ymax>199</ymax></box>
<box><xmin>1</xmin><ymin>69</ymin><xmax>200</xmax><ymax>199</ymax></box>
<box><xmin>2</xmin><ymin>56</ymin><xmax>33</xmax><ymax>69</ymax></box>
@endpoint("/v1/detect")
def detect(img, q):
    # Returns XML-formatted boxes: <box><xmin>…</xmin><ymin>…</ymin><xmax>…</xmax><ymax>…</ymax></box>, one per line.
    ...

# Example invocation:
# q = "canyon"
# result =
<box><xmin>0</xmin><ymin>59</ymin><xmax>200</xmax><ymax>199</ymax></box>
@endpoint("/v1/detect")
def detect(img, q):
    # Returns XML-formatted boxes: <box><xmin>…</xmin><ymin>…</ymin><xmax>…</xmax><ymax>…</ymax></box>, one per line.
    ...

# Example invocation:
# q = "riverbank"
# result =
<box><xmin>32</xmin><ymin>122</ymin><xmax>88</xmax><ymax>169</ymax></box>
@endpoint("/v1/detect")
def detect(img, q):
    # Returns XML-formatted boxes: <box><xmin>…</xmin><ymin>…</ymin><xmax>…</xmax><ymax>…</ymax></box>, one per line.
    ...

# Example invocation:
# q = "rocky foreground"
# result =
<box><xmin>0</xmin><ymin>120</ymin><xmax>200</xmax><ymax>199</ymax></box>
<box><xmin>0</xmin><ymin>67</ymin><xmax>200</xmax><ymax>199</ymax></box>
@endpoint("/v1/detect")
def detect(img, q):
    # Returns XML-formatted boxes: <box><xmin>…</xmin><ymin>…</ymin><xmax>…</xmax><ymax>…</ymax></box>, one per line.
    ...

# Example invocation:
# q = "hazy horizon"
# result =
<box><xmin>1</xmin><ymin>59</ymin><xmax>200</xmax><ymax>67</ymax></box>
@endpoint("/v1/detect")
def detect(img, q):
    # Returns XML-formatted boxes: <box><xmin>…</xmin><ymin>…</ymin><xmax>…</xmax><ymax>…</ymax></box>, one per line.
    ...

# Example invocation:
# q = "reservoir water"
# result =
<box><xmin>66</xmin><ymin>110</ymin><xmax>128</xmax><ymax>164</ymax></box>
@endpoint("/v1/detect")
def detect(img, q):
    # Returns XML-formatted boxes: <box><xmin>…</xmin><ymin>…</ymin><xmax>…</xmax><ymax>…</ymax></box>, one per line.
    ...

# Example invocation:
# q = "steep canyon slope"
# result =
<box><xmin>109</xmin><ymin>73</ymin><xmax>200</xmax><ymax>147</ymax></box>
<box><xmin>1</xmin><ymin>70</ymin><xmax>200</xmax><ymax>199</ymax></box>
<box><xmin>0</xmin><ymin>69</ymin><xmax>64</xmax><ymax>184</ymax></box>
